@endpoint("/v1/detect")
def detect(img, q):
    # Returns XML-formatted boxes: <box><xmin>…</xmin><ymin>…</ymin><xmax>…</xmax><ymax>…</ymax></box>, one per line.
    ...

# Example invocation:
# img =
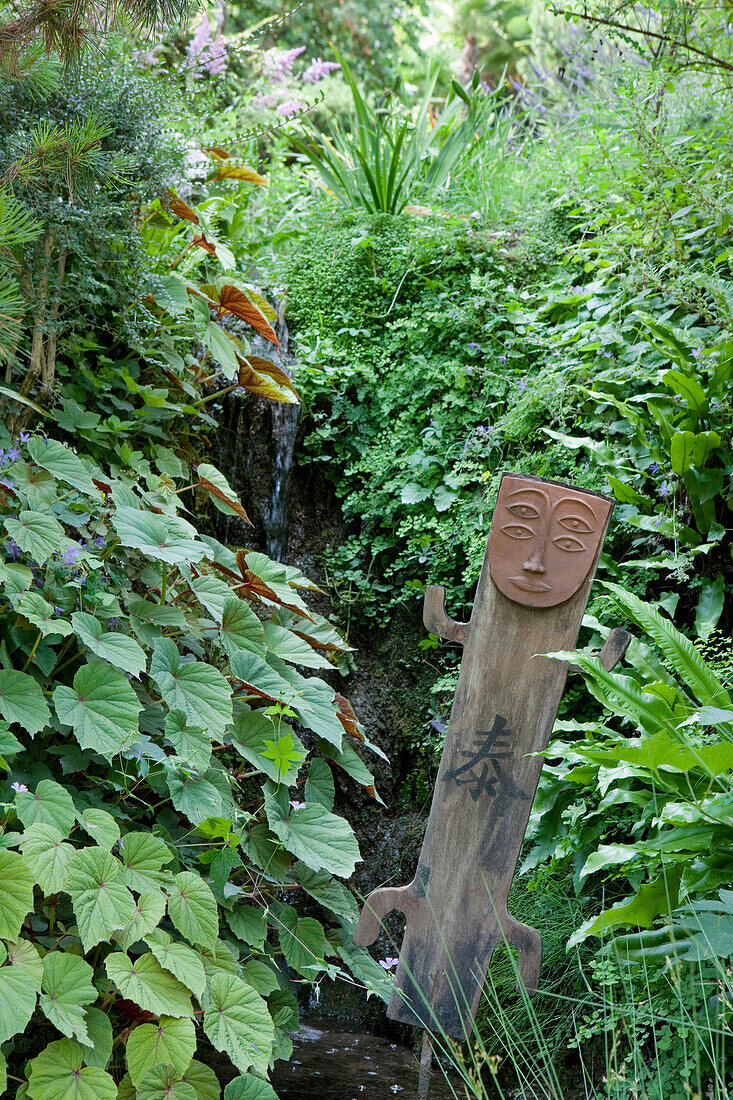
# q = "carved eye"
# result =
<box><xmin>508</xmin><ymin>503</ymin><xmax>540</xmax><ymax>519</ymax></box>
<box><xmin>558</xmin><ymin>514</ymin><xmax>593</xmax><ymax>534</ymax></box>
<box><xmin>501</xmin><ymin>524</ymin><xmax>534</xmax><ymax>540</ymax></box>
<box><xmin>553</xmin><ymin>535</ymin><xmax>585</xmax><ymax>552</ymax></box>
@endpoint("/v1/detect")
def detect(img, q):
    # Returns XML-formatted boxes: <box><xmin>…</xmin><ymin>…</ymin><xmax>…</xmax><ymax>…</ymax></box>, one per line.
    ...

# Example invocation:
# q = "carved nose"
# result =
<box><xmin>523</xmin><ymin>546</ymin><xmax>547</xmax><ymax>574</ymax></box>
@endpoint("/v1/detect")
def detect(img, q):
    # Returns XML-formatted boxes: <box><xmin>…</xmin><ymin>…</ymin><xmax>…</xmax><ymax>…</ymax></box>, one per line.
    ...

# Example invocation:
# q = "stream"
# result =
<box><xmin>271</xmin><ymin>1020</ymin><xmax>465</xmax><ymax>1099</ymax></box>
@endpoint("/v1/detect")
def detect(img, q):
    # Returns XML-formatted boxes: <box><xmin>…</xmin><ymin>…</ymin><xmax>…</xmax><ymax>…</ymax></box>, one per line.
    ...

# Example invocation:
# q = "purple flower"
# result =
<box><xmin>18</xmin><ymin>432</ymin><xmax>30</xmax><ymax>444</ymax></box>
<box><xmin>62</xmin><ymin>544</ymin><xmax>81</xmax><ymax>566</ymax></box>
<box><xmin>54</xmin><ymin>606</ymin><xmax>64</xmax><ymax>615</ymax></box>
<box><xmin>187</xmin><ymin>18</ymin><xmax>227</xmax><ymax>75</ymax></box>
<box><xmin>467</xmin><ymin>342</ymin><xmax>482</xmax><ymax>352</ymax></box>
<box><xmin>466</xmin><ymin>367</ymin><xmax>473</xmax><ymax>376</ymax></box>
<box><xmin>107</xmin><ymin>617</ymin><xmax>119</xmax><ymax>630</ymax></box>
<box><xmin>602</xmin><ymin>350</ymin><xmax>612</xmax><ymax>358</ymax></box>
<box><xmin>301</xmin><ymin>57</ymin><xmax>340</xmax><ymax>83</ymax></box>
<box><xmin>5</xmin><ymin>447</ymin><xmax>19</xmax><ymax>463</ymax></box>
<box><xmin>379</xmin><ymin>957</ymin><xmax>399</xmax><ymax>970</ymax></box>
<box><xmin>498</xmin><ymin>355</ymin><xmax>507</xmax><ymax>365</ymax></box>
<box><xmin>11</xmin><ymin>781</ymin><xmax>28</xmax><ymax>793</ymax></box>
<box><xmin>94</xmin><ymin>534</ymin><xmax>105</xmax><ymax>548</ymax></box>
<box><xmin>648</xmin><ymin>462</ymin><xmax>660</xmax><ymax>475</ymax></box>
<box><xmin>289</xmin><ymin>800</ymin><xmax>306</xmax><ymax>810</ymax></box>
<box><xmin>5</xmin><ymin>538</ymin><xmax>20</xmax><ymax>559</ymax></box>
<box><xmin>658</xmin><ymin>481</ymin><xmax>672</xmax><ymax>498</ymax></box>
<box><xmin>517</xmin><ymin>378</ymin><xmax>527</xmax><ymax>392</ymax></box>
<box><xmin>0</xmin><ymin>477</ymin><xmax>14</xmax><ymax>490</ymax></box>
<box><xmin>691</xmin><ymin>348</ymin><xmax>703</xmax><ymax>359</ymax></box>
<box><xmin>264</xmin><ymin>46</ymin><xmax>306</xmax><ymax>82</ymax></box>
<box><xmin>206</xmin><ymin>33</ymin><xmax>227</xmax><ymax>76</ymax></box>
<box><xmin>277</xmin><ymin>99</ymin><xmax>306</xmax><ymax>119</ymax></box>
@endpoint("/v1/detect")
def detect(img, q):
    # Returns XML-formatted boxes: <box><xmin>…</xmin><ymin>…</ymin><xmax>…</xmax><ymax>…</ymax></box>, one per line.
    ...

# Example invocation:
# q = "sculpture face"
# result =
<box><xmin>488</xmin><ymin>475</ymin><xmax>612</xmax><ymax>608</ymax></box>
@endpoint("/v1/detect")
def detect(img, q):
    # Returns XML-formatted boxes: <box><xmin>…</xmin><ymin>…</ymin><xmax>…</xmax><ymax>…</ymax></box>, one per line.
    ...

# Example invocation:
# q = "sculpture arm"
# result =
<box><xmin>353</xmin><ymin>885</ymin><xmax>420</xmax><ymax>947</ymax></box>
<box><xmin>423</xmin><ymin>586</ymin><xmax>470</xmax><ymax>645</ymax></box>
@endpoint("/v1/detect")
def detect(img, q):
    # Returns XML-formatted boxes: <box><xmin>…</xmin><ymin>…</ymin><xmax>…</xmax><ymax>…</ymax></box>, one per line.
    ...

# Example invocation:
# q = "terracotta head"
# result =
<box><xmin>488</xmin><ymin>474</ymin><xmax>612</xmax><ymax>608</ymax></box>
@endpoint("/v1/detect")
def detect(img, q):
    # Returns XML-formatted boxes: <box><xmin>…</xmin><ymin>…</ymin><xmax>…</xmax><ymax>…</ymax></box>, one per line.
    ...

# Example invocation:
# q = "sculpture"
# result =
<box><xmin>354</xmin><ymin>473</ymin><xmax>629</xmax><ymax>1038</ymax></box>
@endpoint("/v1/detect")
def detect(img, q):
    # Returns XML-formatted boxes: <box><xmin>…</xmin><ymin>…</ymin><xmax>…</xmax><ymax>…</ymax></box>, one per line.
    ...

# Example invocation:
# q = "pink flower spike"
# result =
<box><xmin>277</xmin><ymin>99</ymin><xmax>306</xmax><ymax>119</ymax></box>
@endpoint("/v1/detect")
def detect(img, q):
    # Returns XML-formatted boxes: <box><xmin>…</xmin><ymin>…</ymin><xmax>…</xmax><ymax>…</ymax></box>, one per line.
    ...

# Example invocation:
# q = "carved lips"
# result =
<box><xmin>487</xmin><ymin>474</ymin><xmax>612</xmax><ymax>608</ymax></box>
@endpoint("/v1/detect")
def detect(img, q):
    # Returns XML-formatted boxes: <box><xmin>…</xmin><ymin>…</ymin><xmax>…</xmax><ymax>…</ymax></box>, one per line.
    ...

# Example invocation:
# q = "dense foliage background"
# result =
<box><xmin>1</xmin><ymin>0</ymin><xmax>733</xmax><ymax>1096</ymax></box>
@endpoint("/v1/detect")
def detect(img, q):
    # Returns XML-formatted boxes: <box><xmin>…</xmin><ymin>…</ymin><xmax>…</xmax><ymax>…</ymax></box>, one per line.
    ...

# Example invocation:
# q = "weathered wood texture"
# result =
<box><xmin>354</xmin><ymin>474</ymin><xmax>623</xmax><ymax>1038</ymax></box>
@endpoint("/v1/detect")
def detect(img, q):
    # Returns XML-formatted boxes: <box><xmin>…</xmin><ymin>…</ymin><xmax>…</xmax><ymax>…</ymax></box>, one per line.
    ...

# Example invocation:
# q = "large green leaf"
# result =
<box><xmin>264</xmin><ymin>788</ymin><xmax>361</xmax><ymax>878</ymax></box>
<box><xmin>294</xmin><ymin>864</ymin><xmax>359</xmax><ymax>924</ymax></box>
<box><xmin>113</xmin><ymin>508</ymin><xmax>206</xmax><ymax>565</ymax></box>
<box><xmin>137</xmin><ymin>1065</ymin><xmax>197</xmax><ymax>1100</ymax></box>
<box><xmin>26</xmin><ymin>438</ymin><xmax>103</xmax><ymax>498</ymax></box>
<box><xmin>66</xmin><ymin>847</ymin><xmax>137</xmax><ymax>952</ymax></box>
<box><xmin>12</xmin><ymin>592</ymin><xmax>73</xmax><ymax>638</ymax></box>
<box><xmin>0</xmin><ymin>669</ymin><xmax>51</xmax><ymax>735</ymax></box>
<box><xmin>220</xmin><ymin>598</ymin><xmax>265</xmax><ymax>657</ymax></box>
<box><xmin>263</xmin><ymin>622</ymin><xmax>331</xmax><ymax>670</ymax></box>
<box><xmin>145</xmin><ymin>930</ymin><xmax>207</xmax><ymax>1001</ymax></box>
<box><xmin>0</xmin><ymin>946</ymin><xmax>40</xmax><ymax>1042</ymax></box>
<box><xmin>224</xmin><ymin>1078</ymin><xmax>280</xmax><ymax>1100</ymax></box>
<box><xmin>71</xmin><ymin>613</ymin><xmax>147</xmax><ymax>678</ymax></box>
<box><xmin>229</xmin><ymin>651</ymin><xmax>297</xmax><ymax>704</ymax></box>
<box><xmin>118</xmin><ymin>831</ymin><xmax>174</xmax><ymax>893</ymax></box>
<box><xmin>77</xmin><ymin>807</ymin><xmax>120</xmax><ymax>850</ymax></box>
<box><xmin>5</xmin><ymin>510</ymin><xmax>64</xmax><ymax>563</ymax></box>
<box><xmin>20</xmin><ymin>822</ymin><xmax>75</xmax><ymax>894</ymax></box>
<box><xmin>197</xmin><ymin>462</ymin><xmax>249</xmax><ymax>522</ymax></box>
<box><xmin>181</xmin><ymin>1060</ymin><xmax>220</xmax><ymax>1100</ymax></box>
<box><xmin>164</xmin><ymin>710</ymin><xmax>212</xmax><ymax>772</ymax></box>
<box><xmin>53</xmin><ymin>663</ymin><xmax>142</xmax><ymax>758</ymax></box>
<box><xmin>225</xmin><ymin>905</ymin><xmax>267</xmax><ymax>950</ymax></box>
<box><xmin>27</xmin><ymin>1038</ymin><xmax>117</xmax><ymax>1100</ymax></box>
<box><xmin>231</xmin><ymin>709</ymin><xmax>305</xmax><ymax>785</ymax></box>
<box><xmin>277</xmin><ymin>907</ymin><xmax>327</xmax><ymax>975</ymax></box>
<box><xmin>304</xmin><ymin>758</ymin><xmax>335</xmax><ymax>810</ymax></box>
<box><xmin>40</xmin><ymin>953</ymin><xmax>96</xmax><ymax>1043</ymax></box>
<box><xmin>189</xmin><ymin>574</ymin><xmax>235</xmax><ymax>621</ymax></box>
<box><xmin>167</xmin><ymin>768</ymin><xmax>228</xmax><ymax>824</ymax></box>
<box><xmin>568</xmin><ymin>867</ymin><xmax>684</xmax><ymax>948</ymax></box>
<box><xmin>151</xmin><ymin>639</ymin><xmax>232</xmax><ymax>740</ymax></box>
<box><xmin>115</xmin><ymin>891</ymin><xmax>167</xmax><ymax>951</ymax></box>
<box><xmin>16</xmin><ymin>778</ymin><xmax>75</xmax><ymax>833</ymax></box>
<box><xmin>168</xmin><ymin>871</ymin><xmax>218</xmax><ymax>950</ymax></box>
<box><xmin>202</xmin><ymin>973</ymin><xmax>274</xmax><ymax>1076</ymax></box>
<box><xmin>0</xmin><ymin>849</ymin><xmax>34</xmax><ymax>938</ymax></box>
<box><xmin>126</xmin><ymin>1016</ymin><xmax>196</xmax><ymax>1088</ymax></box>
<box><xmin>79</xmin><ymin>1006</ymin><xmax>113</xmax><ymax>1069</ymax></box>
<box><xmin>105</xmin><ymin>952</ymin><xmax>193</xmax><ymax>1017</ymax></box>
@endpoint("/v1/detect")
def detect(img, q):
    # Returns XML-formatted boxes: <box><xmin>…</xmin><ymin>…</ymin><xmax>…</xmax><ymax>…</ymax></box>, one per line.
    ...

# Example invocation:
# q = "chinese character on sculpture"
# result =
<box><xmin>354</xmin><ymin>473</ymin><xmax>630</xmax><ymax>1038</ymax></box>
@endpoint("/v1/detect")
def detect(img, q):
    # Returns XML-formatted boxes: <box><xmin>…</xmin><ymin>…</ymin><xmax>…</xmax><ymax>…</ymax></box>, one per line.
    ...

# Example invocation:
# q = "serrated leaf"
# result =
<box><xmin>181</xmin><ymin>1060</ymin><xmax>220</xmax><ymax>1100</ymax></box>
<box><xmin>67</xmin><ymin>847</ymin><xmax>137</xmax><ymax>952</ymax></box>
<box><xmin>113</xmin><ymin>508</ymin><xmax>206</xmax><ymax>565</ymax></box>
<box><xmin>77</xmin><ymin>808</ymin><xmax>121</xmax><ymax>850</ymax></box>
<box><xmin>189</xmin><ymin>574</ymin><xmax>234</xmax><ymax>621</ymax></box>
<box><xmin>127</xmin><ymin>1016</ymin><xmax>196</xmax><ymax>1088</ymax></box>
<box><xmin>568</xmin><ymin>868</ymin><xmax>683</xmax><ymax>948</ymax></box>
<box><xmin>129</xmin><ymin>599</ymin><xmax>187</xmax><ymax>628</ymax></box>
<box><xmin>262</xmin><ymin>622</ymin><xmax>331</xmax><ymax>670</ymax></box>
<box><xmin>265</xmin><ymin>790</ymin><xmax>360</xmax><ymax>878</ymax></box>
<box><xmin>20</xmin><ymin>822</ymin><xmax>75</xmax><ymax>893</ymax></box>
<box><xmin>119</xmin><ymin>832</ymin><xmax>173</xmax><ymax>894</ymax></box>
<box><xmin>224</xmin><ymin>1078</ymin><xmax>280</xmax><ymax>1100</ymax></box>
<box><xmin>53</xmin><ymin>663</ymin><xmax>142</xmax><ymax>758</ymax></box>
<box><xmin>138</xmin><ymin>1065</ymin><xmax>197</xmax><ymax>1100</ymax></box>
<box><xmin>71</xmin><ymin>613</ymin><xmax>147</xmax><ymax>678</ymax></box>
<box><xmin>0</xmin><ymin>669</ymin><xmax>51</xmax><ymax>735</ymax></box>
<box><xmin>16</xmin><ymin>778</ymin><xmax>76</xmax><ymax>832</ymax></box>
<box><xmin>105</xmin><ymin>952</ymin><xmax>193</xmax><ymax>1018</ymax></box>
<box><xmin>26</xmin><ymin>438</ymin><xmax>103</xmax><ymax>499</ymax></box>
<box><xmin>0</xmin><ymin>949</ymin><xmax>39</xmax><ymax>1042</ymax></box>
<box><xmin>294</xmin><ymin>864</ymin><xmax>359</xmax><ymax>923</ymax></box>
<box><xmin>0</xmin><ymin>849</ymin><xmax>34</xmax><ymax>938</ymax></box>
<box><xmin>168</xmin><ymin>871</ymin><xmax>218</xmax><ymax>949</ymax></box>
<box><xmin>27</xmin><ymin>1038</ymin><xmax>117</xmax><ymax>1100</ymax></box>
<box><xmin>220</xmin><ymin>598</ymin><xmax>264</xmax><ymax>657</ymax></box>
<box><xmin>79</xmin><ymin>1006</ymin><xmax>113</xmax><ymax>1069</ymax></box>
<box><xmin>13</xmin><ymin>592</ymin><xmax>74</xmax><ymax>637</ymax></box>
<box><xmin>115</xmin><ymin>891</ymin><xmax>167</xmax><ymax>951</ymax></box>
<box><xmin>167</xmin><ymin>768</ymin><xmax>227</xmax><ymax>824</ymax></box>
<box><xmin>164</xmin><ymin>711</ymin><xmax>212</xmax><ymax>772</ymax></box>
<box><xmin>236</xmin><ymin>355</ymin><xmax>299</xmax><ymax>405</ymax></box>
<box><xmin>202</xmin><ymin>973</ymin><xmax>274</xmax><ymax>1076</ymax></box>
<box><xmin>304</xmin><ymin>759</ymin><xmax>334</xmax><ymax>810</ymax></box>
<box><xmin>40</xmin><ymin>953</ymin><xmax>96</xmax><ymax>1043</ymax></box>
<box><xmin>229</xmin><ymin>650</ymin><xmax>297</xmax><ymax>704</ymax></box>
<box><xmin>225</xmin><ymin>905</ymin><xmax>267</xmax><ymax>949</ymax></box>
<box><xmin>151</xmin><ymin>639</ymin><xmax>232</xmax><ymax>740</ymax></box>
<box><xmin>146</xmin><ymin>932</ymin><xmax>207</xmax><ymax>1002</ymax></box>
<box><xmin>5</xmin><ymin>509</ymin><xmax>64</xmax><ymax>563</ymax></box>
<box><xmin>277</xmin><ymin>908</ymin><xmax>327</xmax><ymax>975</ymax></box>
<box><xmin>7</xmin><ymin>936</ymin><xmax>43</xmax><ymax>983</ymax></box>
<box><xmin>197</xmin><ymin>464</ymin><xmax>251</xmax><ymax>525</ymax></box>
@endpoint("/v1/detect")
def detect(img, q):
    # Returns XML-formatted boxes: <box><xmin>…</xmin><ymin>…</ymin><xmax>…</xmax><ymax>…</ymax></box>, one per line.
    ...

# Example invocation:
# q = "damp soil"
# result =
<box><xmin>270</xmin><ymin>1019</ymin><xmax>463</xmax><ymax>1099</ymax></box>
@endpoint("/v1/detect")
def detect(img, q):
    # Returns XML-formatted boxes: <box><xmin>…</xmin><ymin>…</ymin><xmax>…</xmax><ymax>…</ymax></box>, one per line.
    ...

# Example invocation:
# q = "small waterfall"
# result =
<box><xmin>213</xmin><ymin>307</ymin><xmax>300</xmax><ymax>561</ymax></box>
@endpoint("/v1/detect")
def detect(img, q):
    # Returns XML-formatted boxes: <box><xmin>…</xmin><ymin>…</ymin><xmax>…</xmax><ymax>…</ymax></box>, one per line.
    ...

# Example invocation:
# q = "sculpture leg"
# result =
<box><xmin>505</xmin><ymin>916</ymin><xmax>543</xmax><ymax>994</ymax></box>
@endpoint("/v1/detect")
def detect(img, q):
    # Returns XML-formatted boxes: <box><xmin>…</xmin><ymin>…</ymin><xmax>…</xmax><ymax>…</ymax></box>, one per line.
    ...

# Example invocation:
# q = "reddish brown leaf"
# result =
<box><xmin>92</xmin><ymin>477</ymin><xmax>112</xmax><ymax>494</ymax></box>
<box><xmin>192</xmin><ymin>234</ymin><xmax>216</xmax><ymax>255</ymax></box>
<box><xmin>214</xmin><ymin>164</ymin><xmax>266</xmax><ymax>185</ymax></box>
<box><xmin>204</xmin><ymin>146</ymin><xmax>232</xmax><ymax>160</ymax></box>
<box><xmin>169</xmin><ymin>197</ymin><xmax>199</xmax><ymax>224</ymax></box>
<box><xmin>198</xmin><ymin>475</ymin><xmax>252</xmax><ymax>525</ymax></box>
<box><xmin>236</xmin><ymin>355</ymin><xmax>299</xmax><ymax>404</ymax></box>
<box><xmin>218</xmin><ymin>285</ymin><xmax>280</xmax><ymax>347</ymax></box>
<box><xmin>116</xmin><ymin>999</ymin><xmax>156</xmax><ymax>1024</ymax></box>
<box><xmin>335</xmin><ymin>692</ymin><xmax>365</xmax><ymax>742</ymax></box>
